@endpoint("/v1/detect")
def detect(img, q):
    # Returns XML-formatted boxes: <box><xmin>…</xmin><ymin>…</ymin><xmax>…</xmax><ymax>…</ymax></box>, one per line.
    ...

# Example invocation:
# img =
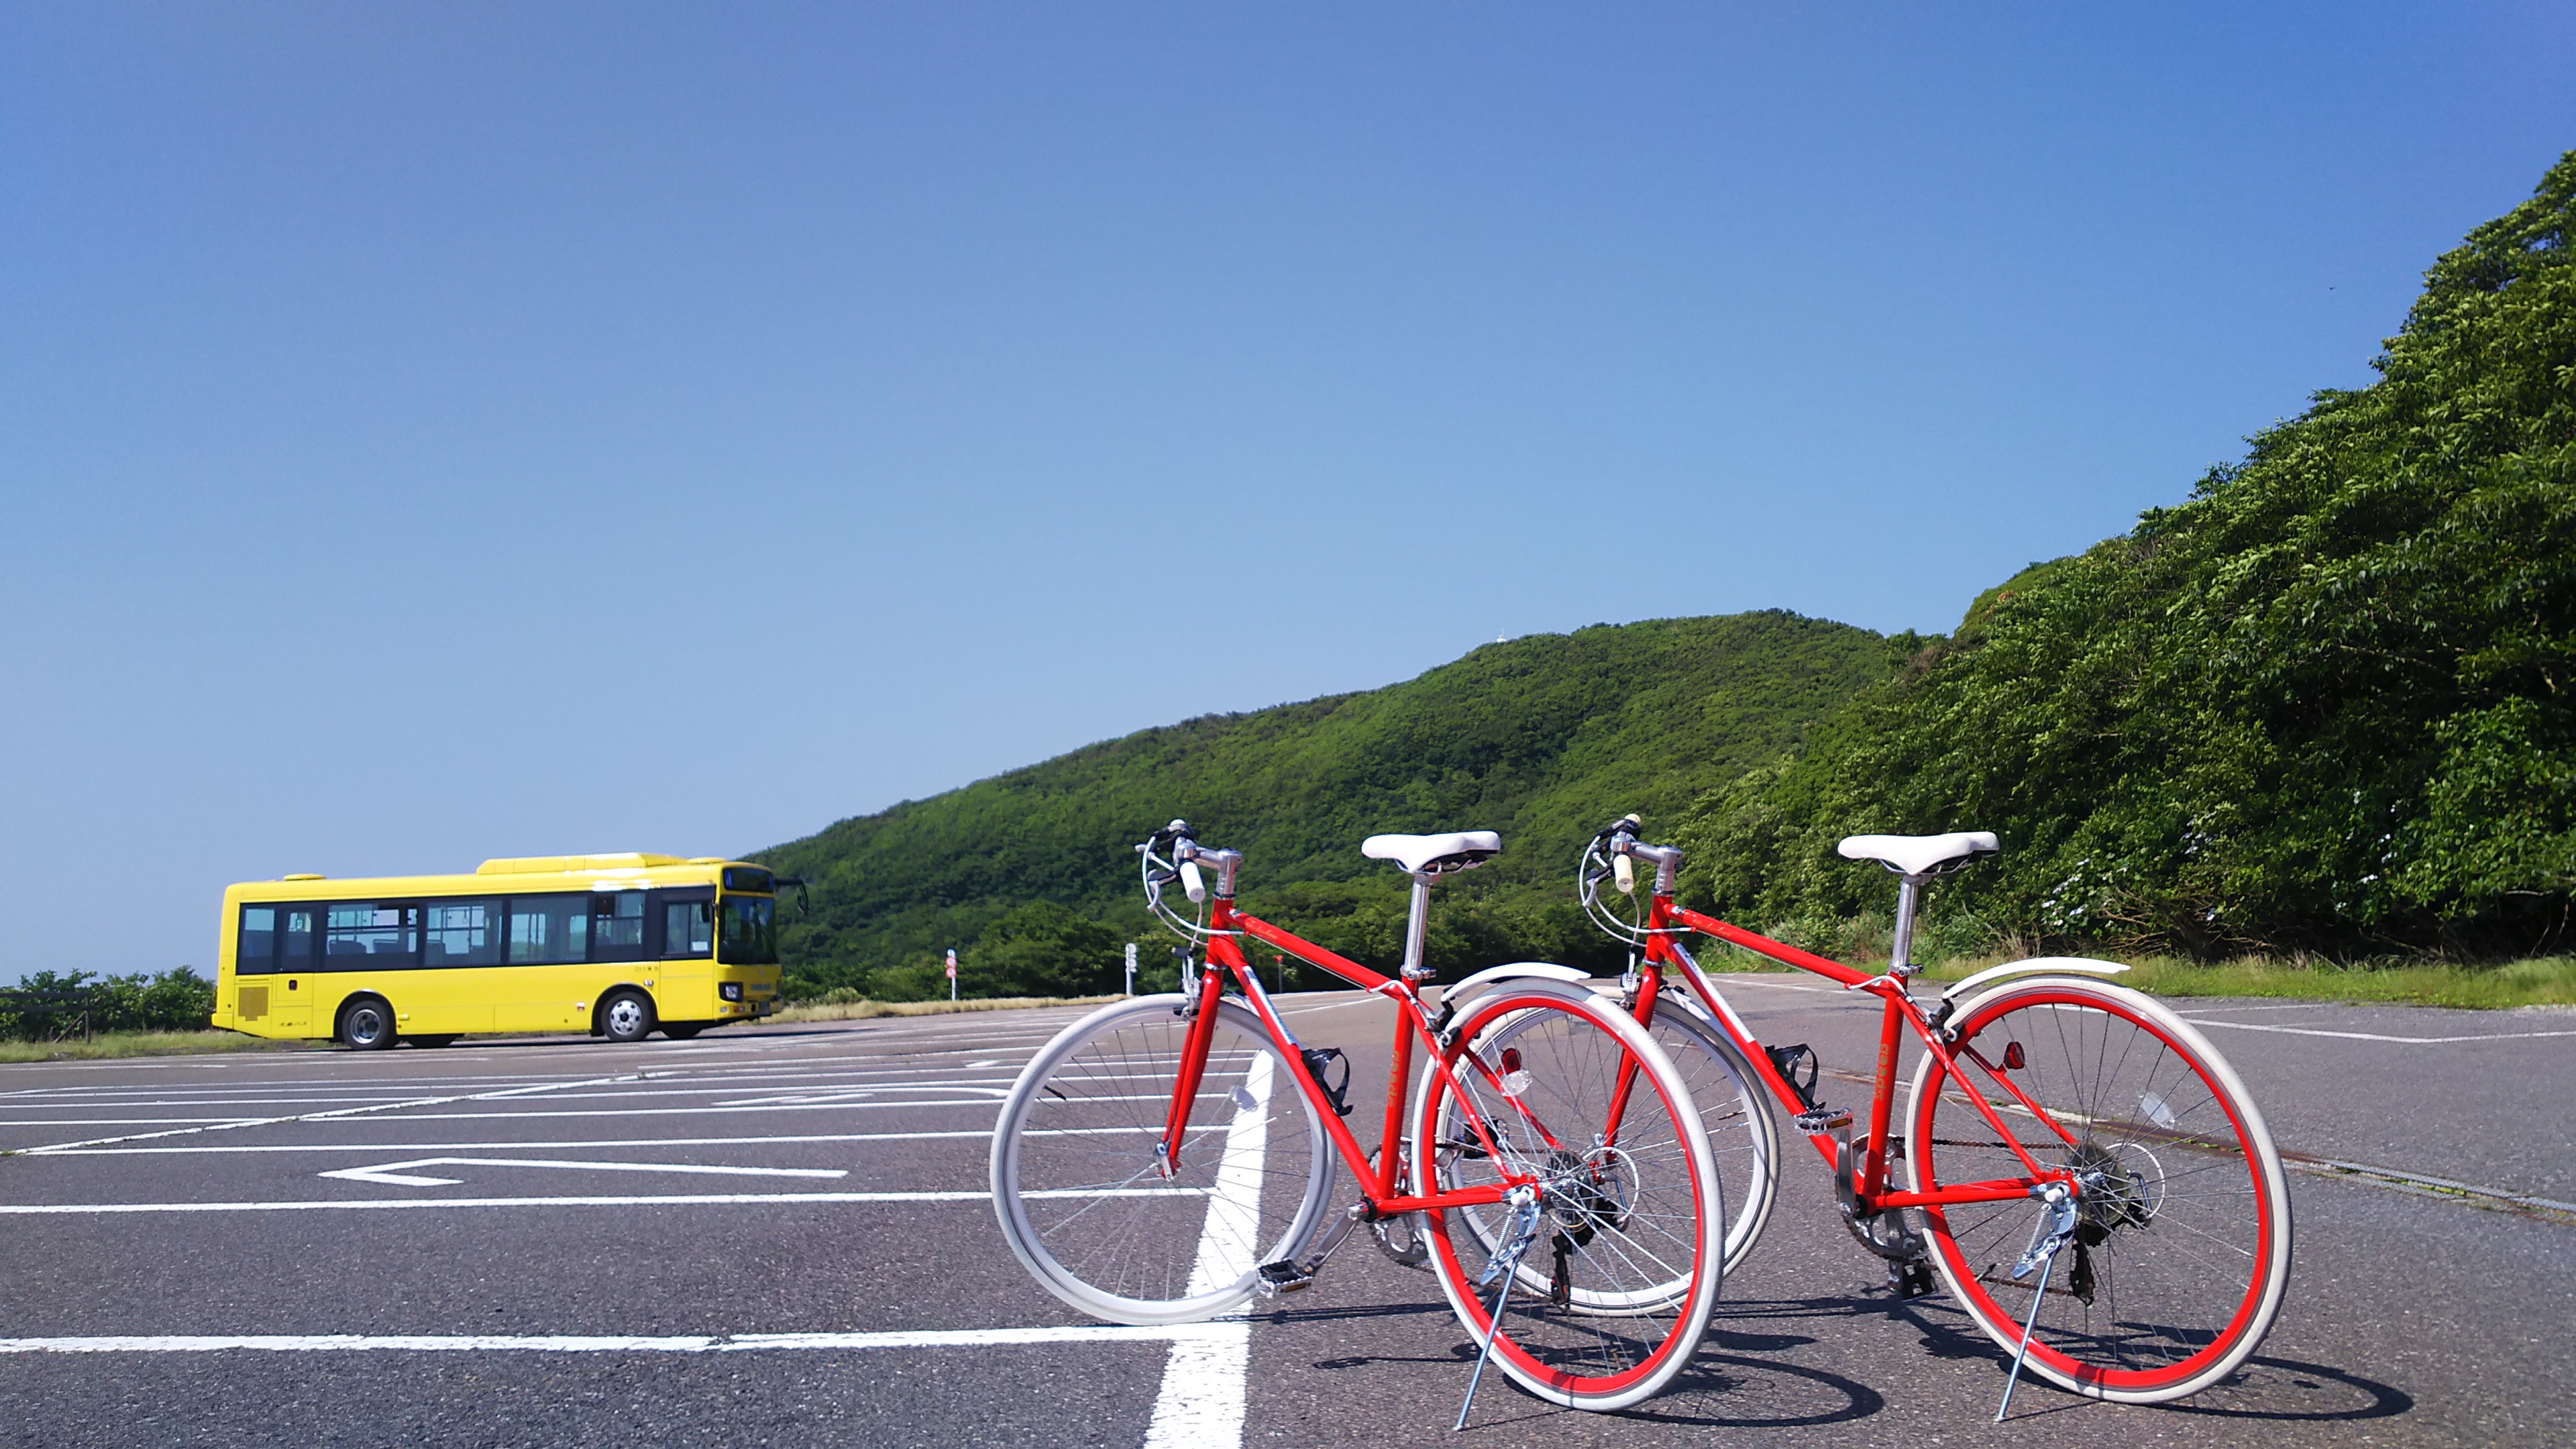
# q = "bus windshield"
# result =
<box><xmin>720</xmin><ymin>895</ymin><xmax>777</xmax><ymax>965</ymax></box>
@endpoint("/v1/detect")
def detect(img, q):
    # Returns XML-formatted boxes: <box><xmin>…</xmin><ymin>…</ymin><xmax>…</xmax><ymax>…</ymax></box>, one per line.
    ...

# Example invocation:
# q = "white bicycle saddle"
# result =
<box><xmin>1362</xmin><ymin>831</ymin><xmax>1502</xmax><ymax>875</ymax></box>
<box><xmin>1836</xmin><ymin>831</ymin><xmax>1999</xmax><ymax>875</ymax></box>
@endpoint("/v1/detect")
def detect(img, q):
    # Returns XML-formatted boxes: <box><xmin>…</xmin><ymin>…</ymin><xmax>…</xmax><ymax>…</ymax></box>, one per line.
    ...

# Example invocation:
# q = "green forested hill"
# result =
<box><xmin>757</xmin><ymin>612</ymin><xmax>1900</xmax><ymax>998</ymax></box>
<box><xmin>767</xmin><ymin>152</ymin><xmax>2576</xmax><ymax>992</ymax></box>
<box><xmin>1686</xmin><ymin>151</ymin><xmax>2576</xmax><ymax>959</ymax></box>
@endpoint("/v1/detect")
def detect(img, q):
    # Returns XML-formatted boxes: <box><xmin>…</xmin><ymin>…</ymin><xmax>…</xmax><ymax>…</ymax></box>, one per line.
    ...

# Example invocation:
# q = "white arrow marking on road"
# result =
<box><xmin>317</xmin><ymin>1157</ymin><xmax>851</xmax><ymax>1187</ymax></box>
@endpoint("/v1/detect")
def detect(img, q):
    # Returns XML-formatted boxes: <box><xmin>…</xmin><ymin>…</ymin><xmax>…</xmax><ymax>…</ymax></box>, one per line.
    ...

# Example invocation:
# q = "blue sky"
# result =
<box><xmin>3</xmin><ymin>3</ymin><xmax>2572</xmax><ymax>980</ymax></box>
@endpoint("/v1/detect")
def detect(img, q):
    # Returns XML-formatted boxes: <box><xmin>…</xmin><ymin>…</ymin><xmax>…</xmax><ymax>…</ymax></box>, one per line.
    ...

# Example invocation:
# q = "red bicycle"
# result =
<box><xmin>990</xmin><ymin>820</ymin><xmax>1727</xmax><ymax>1417</ymax></box>
<box><xmin>1577</xmin><ymin>816</ymin><xmax>2293</xmax><ymax>1415</ymax></box>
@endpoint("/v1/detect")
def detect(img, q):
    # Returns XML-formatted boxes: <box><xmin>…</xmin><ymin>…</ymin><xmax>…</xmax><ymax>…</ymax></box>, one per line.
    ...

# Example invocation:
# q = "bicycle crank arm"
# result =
<box><xmin>1256</xmin><ymin>1201</ymin><xmax>1374</xmax><ymax>1297</ymax></box>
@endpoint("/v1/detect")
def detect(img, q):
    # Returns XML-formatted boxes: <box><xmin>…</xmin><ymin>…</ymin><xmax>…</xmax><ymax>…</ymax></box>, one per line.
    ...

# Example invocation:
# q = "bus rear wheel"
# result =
<box><xmin>338</xmin><ymin>998</ymin><xmax>396</xmax><ymax>1051</ymax></box>
<box><xmin>600</xmin><ymin>991</ymin><xmax>655</xmax><ymax>1044</ymax></box>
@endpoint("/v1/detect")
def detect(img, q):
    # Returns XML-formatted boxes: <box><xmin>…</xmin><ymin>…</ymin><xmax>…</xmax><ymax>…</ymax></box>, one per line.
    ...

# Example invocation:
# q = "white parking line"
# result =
<box><xmin>1141</xmin><ymin>1042</ymin><xmax>1273</xmax><ymax>1449</ymax></box>
<box><xmin>315</xmin><ymin>1157</ymin><xmax>853</xmax><ymax>1187</ymax></box>
<box><xmin>2179</xmin><ymin>1018</ymin><xmax>2576</xmax><ymax>1044</ymax></box>
<box><xmin>15</xmin><ymin>1071</ymin><xmax>657</xmax><ymax>1155</ymax></box>
<box><xmin>28</xmin><ymin>1130</ymin><xmax>1000</xmax><ymax>1157</ymax></box>
<box><xmin>0</xmin><ymin>1326</ymin><xmax>1224</xmax><ymax>1354</ymax></box>
<box><xmin>0</xmin><ymin>1187</ymin><xmax>1202</xmax><ymax>1215</ymax></box>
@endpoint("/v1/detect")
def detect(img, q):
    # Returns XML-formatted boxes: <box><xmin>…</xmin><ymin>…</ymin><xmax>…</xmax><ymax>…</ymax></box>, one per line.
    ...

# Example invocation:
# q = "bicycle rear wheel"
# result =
<box><xmin>1907</xmin><ymin>977</ymin><xmax>2292</xmax><ymax>1403</ymax></box>
<box><xmin>1413</xmin><ymin>981</ymin><xmax>1722</xmax><ymax>1412</ymax></box>
<box><xmin>1457</xmin><ymin>989</ymin><xmax>1779</xmax><ymax>1301</ymax></box>
<box><xmin>991</xmin><ymin>995</ymin><xmax>1334</xmax><ymax>1325</ymax></box>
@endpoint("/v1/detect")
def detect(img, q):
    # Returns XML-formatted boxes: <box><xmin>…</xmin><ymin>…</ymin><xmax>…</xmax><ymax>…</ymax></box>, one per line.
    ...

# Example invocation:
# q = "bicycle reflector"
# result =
<box><xmin>2002</xmin><ymin>1041</ymin><xmax>2025</xmax><ymax>1071</ymax></box>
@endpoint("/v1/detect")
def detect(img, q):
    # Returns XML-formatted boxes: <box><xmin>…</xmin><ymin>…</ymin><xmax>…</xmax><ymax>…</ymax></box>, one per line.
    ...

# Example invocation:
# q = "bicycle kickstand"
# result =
<box><xmin>1454</xmin><ymin>1185</ymin><xmax>1544</xmax><ymax>1433</ymax></box>
<box><xmin>1996</xmin><ymin>1183</ymin><xmax>2079</xmax><ymax>1423</ymax></box>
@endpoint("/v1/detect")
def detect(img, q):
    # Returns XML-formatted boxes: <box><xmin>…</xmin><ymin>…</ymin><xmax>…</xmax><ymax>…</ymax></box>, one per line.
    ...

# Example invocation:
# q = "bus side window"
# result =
<box><xmin>507</xmin><ymin>896</ymin><xmax>590</xmax><ymax>965</ymax></box>
<box><xmin>661</xmin><ymin>900</ymin><xmax>712</xmax><ymax>959</ymax></box>
<box><xmin>238</xmin><ymin>907</ymin><xmax>278</xmax><ymax>975</ymax></box>
<box><xmin>280</xmin><ymin>908</ymin><xmax>318</xmax><ymax>973</ymax></box>
<box><xmin>591</xmin><ymin>893</ymin><xmax>647</xmax><ymax>963</ymax></box>
<box><xmin>425</xmin><ymin>900</ymin><xmax>504</xmax><ymax>967</ymax></box>
<box><xmin>325</xmin><ymin>903</ymin><xmax>421</xmax><ymax>969</ymax></box>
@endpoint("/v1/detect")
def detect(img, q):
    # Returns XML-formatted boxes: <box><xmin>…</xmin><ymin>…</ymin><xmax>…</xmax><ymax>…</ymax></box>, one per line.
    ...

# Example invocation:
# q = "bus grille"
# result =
<box><xmin>238</xmin><ymin>987</ymin><xmax>269</xmax><ymax>1020</ymax></box>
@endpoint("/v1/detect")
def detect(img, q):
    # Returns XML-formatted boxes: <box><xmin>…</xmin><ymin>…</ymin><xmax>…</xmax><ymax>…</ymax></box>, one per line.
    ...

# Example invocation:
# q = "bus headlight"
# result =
<box><xmin>719</xmin><ymin>982</ymin><xmax>744</xmax><ymax>1002</ymax></box>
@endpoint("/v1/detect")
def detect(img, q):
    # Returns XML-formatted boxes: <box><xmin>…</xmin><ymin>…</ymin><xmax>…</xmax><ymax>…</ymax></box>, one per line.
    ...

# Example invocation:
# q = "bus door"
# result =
<box><xmin>656</xmin><ymin>890</ymin><xmax>716</xmax><ymax>1018</ymax></box>
<box><xmin>417</xmin><ymin>900</ymin><xmax>500</xmax><ymax>1034</ymax></box>
<box><xmin>500</xmin><ymin>894</ymin><xmax>594</xmax><ymax>1032</ymax></box>
<box><xmin>263</xmin><ymin>906</ymin><xmax>317</xmax><ymax>1035</ymax></box>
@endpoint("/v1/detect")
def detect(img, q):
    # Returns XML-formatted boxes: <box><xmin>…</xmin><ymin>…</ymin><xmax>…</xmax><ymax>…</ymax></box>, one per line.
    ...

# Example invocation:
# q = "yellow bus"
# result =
<box><xmin>211</xmin><ymin>853</ymin><xmax>784</xmax><ymax>1048</ymax></box>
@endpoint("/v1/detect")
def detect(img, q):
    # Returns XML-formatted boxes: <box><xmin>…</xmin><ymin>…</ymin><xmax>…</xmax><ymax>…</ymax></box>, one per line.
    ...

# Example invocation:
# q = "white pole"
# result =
<box><xmin>946</xmin><ymin>947</ymin><xmax>958</xmax><ymax>1003</ymax></box>
<box><xmin>1124</xmin><ymin>942</ymin><xmax>1138</xmax><ymax>996</ymax></box>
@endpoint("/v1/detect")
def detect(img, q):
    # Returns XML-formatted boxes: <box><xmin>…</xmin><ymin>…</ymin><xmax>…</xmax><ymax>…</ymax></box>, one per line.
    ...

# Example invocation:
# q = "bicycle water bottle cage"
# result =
<box><xmin>1766</xmin><ymin>1043</ymin><xmax>1823</xmax><ymax>1114</ymax></box>
<box><xmin>1301</xmin><ymin>1046</ymin><xmax>1354</xmax><ymax>1118</ymax></box>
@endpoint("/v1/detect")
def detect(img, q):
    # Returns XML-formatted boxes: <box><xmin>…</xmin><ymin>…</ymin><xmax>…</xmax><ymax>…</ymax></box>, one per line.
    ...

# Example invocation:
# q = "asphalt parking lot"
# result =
<box><xmin>1</xmin><ymin>979</ymin><xmax>2569</xmax><ymax>1448</ymax></box>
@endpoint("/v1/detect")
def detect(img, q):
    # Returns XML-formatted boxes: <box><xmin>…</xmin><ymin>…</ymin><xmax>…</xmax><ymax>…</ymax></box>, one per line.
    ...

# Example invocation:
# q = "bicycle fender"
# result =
<box><xmin>1443</xmin><ymin>961</ymin><xmax>1593</xmax><ymax>997</ymax></box>
<box><xmin>1938</xmin><ymin>957</ymin><xmax>2128</xmax><ymax>1001</ymax></box>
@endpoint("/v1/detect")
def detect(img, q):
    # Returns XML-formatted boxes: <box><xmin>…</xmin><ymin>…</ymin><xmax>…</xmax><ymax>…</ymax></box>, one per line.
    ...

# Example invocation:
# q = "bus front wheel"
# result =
<box><xmin>600</xmin><ymin>991</ymin><xmax>655</xmax><ymax>1044</ymax></box>
<box><xmin>338</xmin><ymin>998</ymin><xmax>396</xmax><ymax>1051</ymax></box>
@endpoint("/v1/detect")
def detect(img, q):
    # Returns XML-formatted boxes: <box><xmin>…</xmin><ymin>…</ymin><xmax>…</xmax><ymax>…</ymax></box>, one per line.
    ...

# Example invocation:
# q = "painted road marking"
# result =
<box><xmin>1141</xmin><ymin>1040</ymin><xmax>1275</xmax><ymax>1449</ymax></box>
<box><xmin>315</xmin><ymin>1157</ymin><xmax>855</xmax><ymax>1187</ymax></box>
<box><xmin>29</xmin><ymin>1130</ymin><xmax>1000</xmax><ymax>1157</ymax></box>
<box><xmin>9</xmin><ymin>1095</ymin><xmax>1009</xmax><ymax>1145</ymax></box>
<box><xmin>0</xmin><ymin>1187</ymin><xmax>1204</xmax><ymax>1214</ymax></box>
<box><xmin>2180</xmin><ymin>1018</ymin><xmax>2576</xmax><ymax>1044</ymax></box>
<box><xmin>0</xmin><ymin>1327</ymin><xmax>1222</xmax><ymax>1354</ymax></box>
<box><xmin>11</xmin><ymin>1071</ymin><xmax>660</xmax><ymax>1155</ymax></box>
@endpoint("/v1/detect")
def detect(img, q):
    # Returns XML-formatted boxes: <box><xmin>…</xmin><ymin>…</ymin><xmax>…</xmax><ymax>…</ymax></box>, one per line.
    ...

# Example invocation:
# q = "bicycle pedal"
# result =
<box><xmin>1890</xmin><ymin>1257</ymin><xmax>1937</xmax><ymax>1299</ymax></box>
<box><xmin>1794</xmin><ymin>1107</ymin><xmax>1852</xmax><ymax>1134</ymax></box>
<box><xmin>1256</xmin><ymin>1259</ymin><xmax>1313</xmax><ymax>1297</ymax></box>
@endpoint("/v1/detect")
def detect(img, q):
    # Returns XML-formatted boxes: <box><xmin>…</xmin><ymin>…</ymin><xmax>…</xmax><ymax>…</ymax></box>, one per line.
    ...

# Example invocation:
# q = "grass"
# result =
<box><xmin>0</xmin><ymin>1029</ymin><xmax>316</xmax><ymax>1064</ymax></box>
<box><xmin>765</xmin><ymin>994</ymin><xmax>1124</xmax><ymax>1024</ymax></box>
<box><xmin>1699</xmin><ymin>912</ymin><xmax>2576</xmax><ymax>1009</ymax></box>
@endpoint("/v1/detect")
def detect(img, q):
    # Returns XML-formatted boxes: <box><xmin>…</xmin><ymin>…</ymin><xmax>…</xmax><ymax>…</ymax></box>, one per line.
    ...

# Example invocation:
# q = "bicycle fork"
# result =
<box><xmin>1996</xmin><ymin>1181</ymin><xmax>2080</xmax><ymax>1422</ymax></box>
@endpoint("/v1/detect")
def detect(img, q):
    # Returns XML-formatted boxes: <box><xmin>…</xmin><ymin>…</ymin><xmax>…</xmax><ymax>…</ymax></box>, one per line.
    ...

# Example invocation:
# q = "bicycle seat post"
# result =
<box><xmin>1399</xmin><ymin>873</ymin><xmax>1435</xmax><ymax>985</ymax></box>
<box><xmin>1888</xmin><ymin>875</ymin><xmax>1924</xmax><ymax>979</ymax></box>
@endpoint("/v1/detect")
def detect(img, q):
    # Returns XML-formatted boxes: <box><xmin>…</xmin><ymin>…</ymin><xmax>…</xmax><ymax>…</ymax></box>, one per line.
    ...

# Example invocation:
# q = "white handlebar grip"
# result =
<box><xmin>1613</xmin><ymin>852</ymin><xmax>1636</xmax><ymax>895</ymax></box>
<box><xmin>1179</xmin><ymin>859</ymin><xmax>1207</xmax><ymax>904</ymax></box>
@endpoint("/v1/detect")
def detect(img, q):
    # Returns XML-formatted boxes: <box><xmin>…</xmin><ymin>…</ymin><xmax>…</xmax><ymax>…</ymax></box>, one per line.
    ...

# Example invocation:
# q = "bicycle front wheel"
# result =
<box><xmin>991</xmin><ymin>995</ymin><xmax>1334</xmax><ymax>1326</ymax></box>
<box><xmin>1907</xmin><ymin>977</ymin><xmax>2293</xmax><ymax>1403</ymax></box>
<box><xmin>1642</xmin><ymin>996</ymin><xmax>1781</xmax><ymax>1276</ymax></box>
<box><xmin>1413</xmin><ymin>980</ymin><xmax>1723</xmax><ymax>1412</ymax></box>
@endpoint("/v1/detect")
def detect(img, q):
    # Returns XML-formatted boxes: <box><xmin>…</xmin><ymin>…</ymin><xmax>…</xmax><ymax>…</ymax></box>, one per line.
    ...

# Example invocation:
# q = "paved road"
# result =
<box><xmin>1</xmin><ymin>979</ymin><xmax>2569</xmax><ymax>1448</ymax></box>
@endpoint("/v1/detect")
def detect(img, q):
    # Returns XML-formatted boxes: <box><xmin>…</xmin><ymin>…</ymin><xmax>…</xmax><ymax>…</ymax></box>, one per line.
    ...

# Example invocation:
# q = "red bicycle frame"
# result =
<box><xmin>1150</xmin><ymin>893</ymin><xmax>1554</xmax><ymax>1216</ymax></box>
<box><xmin>1632</xmin><ymin>891</ymin><xmax>2076</xmax><ymax>1214</ymax></box>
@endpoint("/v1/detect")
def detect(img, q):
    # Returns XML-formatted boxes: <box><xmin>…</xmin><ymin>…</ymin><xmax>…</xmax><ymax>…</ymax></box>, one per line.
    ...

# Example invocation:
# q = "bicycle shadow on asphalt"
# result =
<box><xmin>1258</xmin><ymin>1275</ymin><xmax>2409</xmax><ymax>1433</ymax></box>
<box><xmin>1259</xmin><ymin>1291</ymin><xmax>1882</xmax><ymax>1431</ymax></box>
<box><xmin>1888</xmin><ymin>1295</ymin><xmax>2413</xmax><ymax>1426</ymax></box>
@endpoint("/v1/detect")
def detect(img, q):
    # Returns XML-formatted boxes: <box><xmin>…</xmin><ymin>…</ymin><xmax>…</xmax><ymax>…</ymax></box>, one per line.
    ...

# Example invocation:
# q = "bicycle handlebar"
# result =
<box><xmin>1592</xmin><ymin>814</ymin><xmax>1682</xmax><ymax>896</ymax></box>
<box><xmin>1137</xmin><ymin>818</ymin><xmax>1242</xmax><ymax>907</ymax></box>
